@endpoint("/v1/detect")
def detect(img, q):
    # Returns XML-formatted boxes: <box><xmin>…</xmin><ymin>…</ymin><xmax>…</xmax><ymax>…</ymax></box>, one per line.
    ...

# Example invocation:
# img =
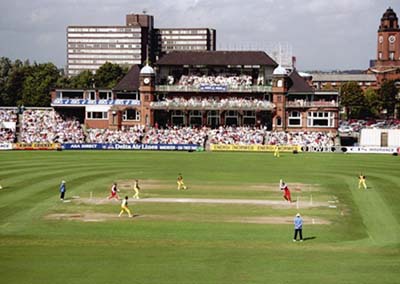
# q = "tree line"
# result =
<box><xmin>0</xmin><ymin>57</ymin><xmax>127</xmax><ymax>107</ymax></box>
<box><xmin>339</xmin><ymin>81</ymin><xmax>399</xmax><ymax>119</ymax></box>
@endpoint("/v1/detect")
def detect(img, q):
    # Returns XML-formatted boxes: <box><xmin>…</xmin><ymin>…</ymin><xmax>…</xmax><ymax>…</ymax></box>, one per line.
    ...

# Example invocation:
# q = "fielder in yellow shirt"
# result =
<box><xmin>133</xmin><ymin>179</ymin><xmax>140</xmax><ymax>199</ymax></box>
<box><xmin>177</xmin><ymin>173</ymin><xmax>187</xmax><ymax>190</ymax></box>
<box><xmin>119</xmin><ymin>196</ymin><xmax>133</xmax><ymax>217</ymax></box>
<box><xmin>358</xmin><ymin>173</ymin><xmax>367</xmax><ymax>189</ymax></box>
<box><xmin>273</xmin><ymin>145</ymin><xmax>280</xmax><ymax>157</ymax></box>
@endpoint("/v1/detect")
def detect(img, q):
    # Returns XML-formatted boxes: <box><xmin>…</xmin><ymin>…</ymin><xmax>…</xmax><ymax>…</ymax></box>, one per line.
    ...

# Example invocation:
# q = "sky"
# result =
<box><xmin>0</xmin><ymin>0</ymin><xmax>398</xmax><ymax>71</ymax></box>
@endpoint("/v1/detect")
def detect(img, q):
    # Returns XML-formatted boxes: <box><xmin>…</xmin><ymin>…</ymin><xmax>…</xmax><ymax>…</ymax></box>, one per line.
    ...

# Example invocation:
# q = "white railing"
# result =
<box><xmin>150</xmin><ymin>99</ymin><xmax>275</xmax><ymax>111</ymax></box>
<box><xmin>286</xmin><ymin>101</ymin><xmax>339</xmax><ymax>108</ymax></box>
<box><xmin>156</xmin><ymin>85</ymin><xmax>272</xmax><ymax>93</ymax></box>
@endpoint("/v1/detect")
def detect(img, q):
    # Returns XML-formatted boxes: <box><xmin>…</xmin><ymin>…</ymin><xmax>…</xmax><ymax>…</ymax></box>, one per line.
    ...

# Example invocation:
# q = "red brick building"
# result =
<box><xmin>52</xmin><ymin>51</ymin><xmax>339</xmax><ymax>132</ymax></box>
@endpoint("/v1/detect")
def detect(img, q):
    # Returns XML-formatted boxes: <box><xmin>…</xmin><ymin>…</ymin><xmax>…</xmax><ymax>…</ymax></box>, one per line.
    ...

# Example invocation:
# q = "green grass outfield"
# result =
<box><xmin>0</xmin><ymin>150</ymin><xmax>399</xmax><ymax>284</ymax></box>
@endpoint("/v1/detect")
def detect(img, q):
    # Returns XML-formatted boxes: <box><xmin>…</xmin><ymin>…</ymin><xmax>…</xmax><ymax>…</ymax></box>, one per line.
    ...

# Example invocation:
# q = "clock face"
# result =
<box><xmin>389</xmin><ymin>35</ymin><xmax>396</xmax><ymax>43</ymax></box>
<box><xmin>143</xmin><ymin>77</ymin><xmax>150</xmax><ymax>85</ymax></box>
<box><xmin>379</xmin><ymin>36</ymin><xmax>383</xmax><ymax>43</ymax></box>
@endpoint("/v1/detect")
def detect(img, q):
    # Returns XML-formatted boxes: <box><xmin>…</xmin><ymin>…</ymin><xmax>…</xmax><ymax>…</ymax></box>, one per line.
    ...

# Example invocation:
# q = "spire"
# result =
<box><xmin>379</xmin><ymin>7</ymin><xmax>399</xmax><ymax>31</ymax></box>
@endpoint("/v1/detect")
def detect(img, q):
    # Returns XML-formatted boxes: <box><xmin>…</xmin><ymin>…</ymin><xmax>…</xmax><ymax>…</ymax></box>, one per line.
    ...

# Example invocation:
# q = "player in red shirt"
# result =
<box><xmin>108</xmin><ymin>182</ymin><xmax>120</xmax><ymax>200</ymax></box>
<box><xmin>280</xmin><ymin>179</ymin><xmax>292</xmax><ymax>203</ymax></box>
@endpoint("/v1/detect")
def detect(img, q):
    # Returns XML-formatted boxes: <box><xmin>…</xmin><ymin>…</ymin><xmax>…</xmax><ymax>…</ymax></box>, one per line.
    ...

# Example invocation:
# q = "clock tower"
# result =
<box><xmin>271</xmin><ymin>65</ymin><xmax>288</xmax><ymax>131</ymax></box>
<box><xmin>377</xmin><ymin>7</ymin><xmax>400</xmax><ymax>62</ymax></box>
<box><xmin>371</xmin><ymin>7</ymin><xmax>400</xmax><ymax>84</ymax></box>
<box><xmin>139</xmin><ymin>64</ymin><xmax>156</xmax><ymax>126</ymax></box>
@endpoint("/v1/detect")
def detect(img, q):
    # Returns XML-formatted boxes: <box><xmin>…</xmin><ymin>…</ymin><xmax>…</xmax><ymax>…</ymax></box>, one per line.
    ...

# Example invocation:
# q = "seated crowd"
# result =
<box><xmin>178</xmin><ymin>74</ymin><xmax>253</xmax><ymax>88</ymax></box>
<box><xmin>151</xmin><ymin>97</ymin><xmax>274</xmax><ymax>110</ymax></box>
<box><xmin>0</xmin><ymin>109</ymin><xmax>17</xmax><ymax>122</ymax></box>
<box><xmin>0</xmin><ymin>109</ymin><xmax>17</xmax><ymax>143</ymax></box>
<box><xmin>0</xmin><ymin>128</ymin><xmax>15</xmax><ymax>143</ymax></box>
<box><xmin>7</xmin><ymin>109</ymin><xmax>337</xmax><ymax>147</ymax></box>
<box><xmin>265</xmin><ymin>131</ymin><xmax>336</xmax><ymax>147</ymax></box>
<box><xmin>142</xmin><ymin>126</ymin><xmax>209</xmax><ymax>145</ymax></box>
<box><xmin>21</xmin><ymin>109</ymin><xmax>85</xmax><ymax>143</ymax></box>
<box><xmin>86</xmin><ymin>125</ymin><xmax>145</xmax><ymax>144</ymax></box>
<box><xmin>142</xmin><ymin>126</ymin><xmax>336</xmax><ymax>147</ymax></box>
<box><xmin>208</xmin><ymin>126</ymin><xmax>266</xmax><ymax>145</ymax></box>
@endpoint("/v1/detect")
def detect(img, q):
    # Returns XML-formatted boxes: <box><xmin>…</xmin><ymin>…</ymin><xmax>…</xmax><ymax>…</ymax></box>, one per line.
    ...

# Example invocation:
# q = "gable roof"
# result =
<box><xmin>288</xmin><ymin>70</ymin><xmax>314</xmax><ymax>94</ymax></box>
<box><xmin>113</xmin><ymin>65</ymin><xmax>140</xmax><ymax>92</ymax></box>
<box><xmin>156</xmin><ymin>51</ymin><xmax>277</xmax><ymax>67</ymax></box>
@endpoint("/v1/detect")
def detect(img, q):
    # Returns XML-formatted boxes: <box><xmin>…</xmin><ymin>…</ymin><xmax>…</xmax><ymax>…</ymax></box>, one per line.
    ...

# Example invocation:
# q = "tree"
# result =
<box><xmin>54</xmin><ymin>62</ymin><xmax>128</xmax><ymax>90</ymax></box>
<box><xmin>2</xmin><ymin>65</ymin><xmax>29</xmax><ymax>106</ymax></box>
<box><xmin>0</xmin><ymin>57</ymin><xmax>12</xmax><ymax>79</ymax></box>
<box><xmin>56</xmin><ymin>76</ymin><xmax>73</xmax><ymax>89</ymax></box>
<box><xmin>0</xmin><ymin>58</ymin><xmax>63</xmax><ymax>107</ymax></box>
<box><xmin>21</xmin><ymin>63</ymin><xmax>61</xmax><ymax>107</ymax></box>
<box><xmin>0</xmin><ymin>57</ymin><xmax>14</xmax><ymax>105</ymax></box>
<box><xmin>379</xmin><ymin>80</ymin><xmax>398</xmax><ymax>119</ymax></box>
<box><xmin>69</xmin><ymin>70</ymin><xmax>95</xmax><ymax>89</ymax></box>
<box><xmin>94</xmin><ymin>62</ymin><xmax>127</xmax><ymax>88</ymax></box>
<box><xmin>364</xmin><ymin>87</ymin><xmax>381</xmax><ymax>118</ymax></box>
<box><xmin>340</xmin><ymin>81</ymin><xmax>365</xmax><ymax>119</ymax></box>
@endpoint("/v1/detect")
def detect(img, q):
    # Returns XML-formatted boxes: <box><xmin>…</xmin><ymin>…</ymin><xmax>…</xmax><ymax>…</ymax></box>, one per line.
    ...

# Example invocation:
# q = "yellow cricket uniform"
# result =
<box><xmin>119</xmin><ymin>198</ymin><xmax>132</xmax><ymax>217</ymax></box>
<box><xmin>274</xmin><ymin>145</ymin><xmax>280</xmax><ymax>157</ymax></box>
<box><xmin>358</xmin><ymin>175</ymin><xmax>367</xmax><ymax>189</ymax></box>
<box><xmin>133</xmin><ymin>181</ymin><xmax>140</xmax><ymax>199</ymax></box>
<box><xmin>177</xmin><ymin>175</ymin><xmax>187</xmax><ymax>190</ymax></box>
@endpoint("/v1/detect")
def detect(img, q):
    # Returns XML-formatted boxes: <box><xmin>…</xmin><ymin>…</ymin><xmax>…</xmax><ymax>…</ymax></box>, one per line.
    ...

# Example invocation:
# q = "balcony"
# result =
<box><xmin>150</xmin><ymin>98</ymin><xmax>275</xmax><ymax>111</ymax></box>
<box><xmin>156</xmin><ymin>84</ymin><xmax>272</xmax><ymax>93</ymax></box>
<box><xmin>51</xmin><ymin>98</ymin><xmax>141</xmax><ymax>107</ymax></box>
<box><xmin>285</xmin><ymin>100</ymin><xmax>339</xmax><ymax>108</ymax></box>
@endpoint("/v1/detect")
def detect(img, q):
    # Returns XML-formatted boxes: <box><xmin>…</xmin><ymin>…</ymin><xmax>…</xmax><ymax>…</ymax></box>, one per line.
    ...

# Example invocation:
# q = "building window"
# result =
<box><xmin>276</xmin><ymin>116</ymin><xmax>282</xmax><ymax>127</ymax></box>
<box><xmin>189</xmin><ymin>110</ymin><xmax>202</xmax><ymax>126</ymax></box>
<box><xmin>207</xmin><ymin>110</ymin><xmax>220</xmax><ymax>128</ymax></box>
<box><xmin>86</xmin><ymin>112</ymin><xmax>108</xmax><ymax>120</ymax></box>
<box><xmin>379</xmin><ymin>52</ymin><xmax>382</xmax><ymax>60</ymax></box>
<box><xmin>86</xmin><ymin>91</ymin><xmax>96</xmax><ymax>100</ymax></box>
<box><xmin>122</xmin><ymin>109</ymin><xmax>140</xmax><ymax>121</ymax></box>
<box><xmin>172</xmin><ymin>110</ymin><xmax>185</xmax><ymax>125</ymax></box>
<box><xmin>115</xmin><ymin>92</ymin><xmax>140</xmax><ymax>100</ymax></box>
<box><xmin>389</xmin><ymin>52</ymin><xmax>395</xmax><ymax>60</ymax></box>
<box><xmin>99</xmin><ymin>91</ymin><xmax>113</xmax><ymax>100</ymax></box>
<box><xmin>307</xmin><ymin>111</ymin><xmax>334</xmax><ymax>127</ymax></box>
<box><xmin>288</xmin><ymin>111</ymin><xmax>301</xmax><ymax>127</ymax></box>
<box><xmin>225</xmin><ymin>110</ymin><xmax>238</xmax><ymax>126</ymax></box>
<box><xmin>243</xmin><ymin>110</ymin><xmax>256</xmax><ymax>125</ymax></box>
